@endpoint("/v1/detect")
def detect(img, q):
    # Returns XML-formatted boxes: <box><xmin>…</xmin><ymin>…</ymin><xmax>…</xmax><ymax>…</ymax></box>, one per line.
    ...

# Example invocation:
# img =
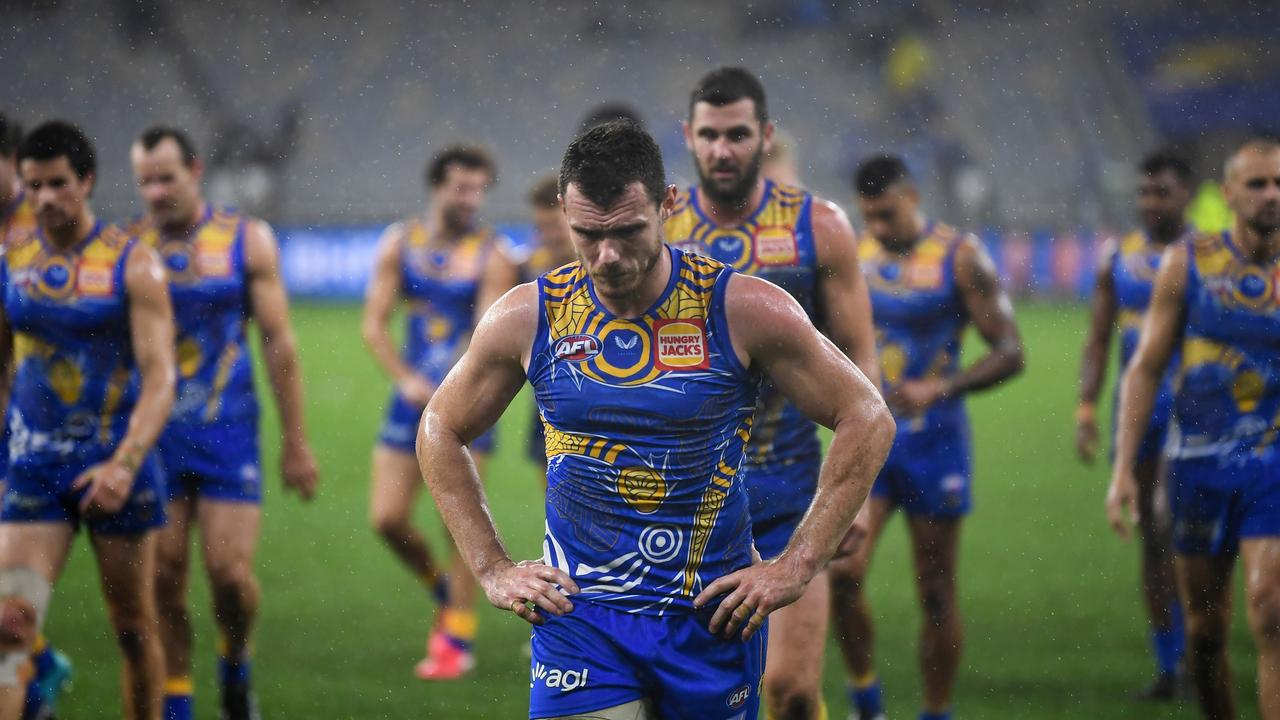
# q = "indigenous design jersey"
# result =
<box><xmin>134</xmin><ymin>208</ymin><xmax>258</xmax><ymax>429</ymax></box>
<box><xmin>1170</xmin><ymin>231</ymin><xmax>1280</xmax><ymax>463</ymax></box>
<box><xmin>1</xmin><ymin>190</ymin><xmax>37</xmax><ymax>248</ymax></box>
<box><xmin>663</xmin><ymin>180</ymin><xmax>819</xmax><ymax>467</ymax></box>
<box><xmin>859</xmin><ymin>221</ymin><xmax>968</xmax><ymax>434</ymax></box>
<box><xmin>399</xmin><ymin>218</ymin><xmax>497</xmax><ymax>384</ymax></box>
<box><xmin>2</xmin><ymin>222</ymin><xmax>138</xmax><ymax>466</ymax></box>
<box><xmin>1110</xmin><ymin>230</ymin><xmax>1181</xmax><ymax>425</ymax></box>
<box><xmin>529</xmin><ymin>247</ymin><xmax>758</xmax><ymax>615</ymax></box>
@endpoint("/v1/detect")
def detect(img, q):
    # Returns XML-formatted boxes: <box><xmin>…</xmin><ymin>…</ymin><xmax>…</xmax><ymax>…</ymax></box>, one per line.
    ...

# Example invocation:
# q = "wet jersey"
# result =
<box><xmin>1</xmin><ymin>190</ymin><xmax>37</xmax><ymax>248</ymax></box>
<box><xmin>1171</xmin><ymin>231</ymin><xmax>1280</xmax><ymax>463</ymax></box>
<box><xmin>1110</xmin><ymin>230</ymin><xmax>1181</xmax><ymax>434</ymax></box>
<box><xmin>3</xmin><ymin>222</ymin><xmax>138</xmax><ymax>467</ymax></box>
<box><xmin>663</xmin><ymin>180</ymin><xmax>819</xmax><ymax>467</ymax></box>
<box><xmin>859</xmin><ymin>221</ymin><xmax>969</xmax><ymax>434</ymax></box>
<box><xmin>398</xmin><ymin>219</ymin><xmax>497</xmax><ymax>385</ymax></box>
<box><xmin>135</xmin><ymin>208</ymin><xmax>258</xmax><ymax>430</ymax></box>
<box><xmin>530</xmin><ymin>247</ymin><xmax>758</xmax><ymax>615</ymax></box>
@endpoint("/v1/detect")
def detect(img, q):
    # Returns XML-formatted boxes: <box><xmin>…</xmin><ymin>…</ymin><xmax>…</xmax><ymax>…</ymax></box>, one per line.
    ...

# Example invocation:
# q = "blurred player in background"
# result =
<box><xmin>0</xmin><ymin>120</ymin><xmax>175</xmax><ymax>720</ymax></box>
<box><xmin>665</xmin><ymin>67</ymin><xmax>880</xmax><ymax>720</ymax></box>
<box><xmin>832</xmin><ymin>155</ymin><xmax>1024</xmax><ymax>720</ymax></box>
<box><xmin>418</xmin><ymin>119</ymin><xmax>894</xmax><ymax>720</ymax></box>
<box><xmin>762</xmin><ymin>127</ymin><xmax>801</xmax><ymax>188</ymax></box>
<box><xmin>1078</xmin><ymin>151</ymin><xmax>1194</xmax><ymax>700</ymax></box>
<box><xmin>1109</xmin><ymin>139</ymin><xmax>1280</xmax><ymax>720</ymax></box>
<box><xmin>0</xmin><ymin>114</ymin><xmax>36</xmax><ymax>246</ymax></box>
<box><xmin>129</xmin><ymin>126</ymin><xmax>320</xmax><ymax>720</ymax></box>
<box><xmin>363</xmin><ymin>145</ymin><xmax>504</xmax><ymax>680</ymax></box>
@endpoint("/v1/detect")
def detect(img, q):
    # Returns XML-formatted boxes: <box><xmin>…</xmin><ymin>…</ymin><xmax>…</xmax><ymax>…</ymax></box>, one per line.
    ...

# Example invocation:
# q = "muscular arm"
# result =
<box><xmin>245</xmin><ymin>219</ymin><xmax>318</xmax><ymax>498</ymax></box>
<box><xmin>697</xmin><ymin>274</ymin><xmax>895</xmax><ymax>637</ymax></box>
<box><xmin>118</xmin><ymin>244</ymin><xmax>176</xmax><ymax>468</ymax></box>
<box><xmin>417</xmin><ymin>284</ymin><xmax>577</xmax><ymax>623</ymax></box>
<box><xmin>1076</xmin><ymin>242</ymin><xmax>1118</xmax><ymax>462</ymax></box>
<box><xmin>946</xmin><ymin>236</ymin><xmax>1025</xmax><ymax>397</ymax></box>
<box><xmin>812</xmin><ymin>199</ymin><xmax>881</xmax><ymax>389</ymax></box>
<box><xmin>361</xmin><ymin>224</ymin><xmax>413</xmax><ymax>383</ymax></box>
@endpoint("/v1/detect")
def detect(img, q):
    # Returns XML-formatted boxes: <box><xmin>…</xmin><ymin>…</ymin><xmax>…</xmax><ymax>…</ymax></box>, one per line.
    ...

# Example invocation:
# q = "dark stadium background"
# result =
<box><xmin>4</xmin><ymin>0</ymin><xmax>1275</xmax><ymax>717</ymax></box>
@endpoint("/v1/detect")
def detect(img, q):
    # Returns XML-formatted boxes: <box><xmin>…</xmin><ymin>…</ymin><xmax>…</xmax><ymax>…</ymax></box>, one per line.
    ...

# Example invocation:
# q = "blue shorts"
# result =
<box><xmin>870</xmin><ymin>423</ymin><xmax>972</xmax><ymax>517</ymax></box>
<box><xmin>529</xmin><ymin>600</ymin><xmax>766</xmax><ymax>719</ymax></box>
<box><xmin>157</xmin><ymin>421</ymin><xmax>262</xmax><ymax>503</ymax></box>
<box><xmin>743</xmin><ymin>456</ymin><xmax>821</xmax><ymax>560</ymax></box>
<box><xmin>378</xmin><ymin>392</ymin><xmax>495</xmax><ymax>455</ymax></box>
<box><xmin>1</xmin><ymin>453</ymin><xmax>166</xmax><ymax>534</ymax></box>
<box><xmin>1169</xmin><ymin>453</ymin><xmax>1280</xmax><ymax>555</ymax></box>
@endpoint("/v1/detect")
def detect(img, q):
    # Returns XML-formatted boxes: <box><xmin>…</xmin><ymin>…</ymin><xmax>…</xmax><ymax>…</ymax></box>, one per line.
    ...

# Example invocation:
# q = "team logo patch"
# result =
<box><xmin>553</xmin><ymin>333</ymin><xmax>601</xmax><ymax>362</ymax></box>
<box><xmin>754</xmin><ymin>226</ymin><xmax>798</xmax><ymax>266</ymax></box>
<box><xmin>727</xmin><ymin>684</ymin><xmax>751</xmax><ymax>709</ymax></box>
<box><xmin>654</xmin><ymin>319</ymin><xmax>708</xmax><ymax>371</ymax></box>
<box><xmin>77</xmin><ymin>264</ymin><xmax>114</xmax><ymax>295</ymax></box>
<box><xmin>907</xmin><ymin>261</ymin><xmax>943</xmax><ymax>289</ymax></box>
<box><xmin>617</xmin><ymin>466</ymin><xmax>667</xmax><ymax>515</ymax></box>
<box><xmin>197</xmin><ymin>250</ymin><xmax>232</xmax><ymax>277</ymax></box>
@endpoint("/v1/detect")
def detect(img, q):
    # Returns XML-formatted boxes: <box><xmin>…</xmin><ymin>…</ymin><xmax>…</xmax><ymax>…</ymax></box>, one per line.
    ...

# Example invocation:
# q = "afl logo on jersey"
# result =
<box><xmin>727</xmin><ymin>684</ymin><xmax>751</xmax><ymax>710</ymax></box>
<box><xmin>654</xmin><ymin>319</ymin><xmax>708</xmax><ymax>371</ymax></box>
<box><xmin>553</xmin><ymin>334</ymin><xmax>601</xmax><ymax>362</ymax></box>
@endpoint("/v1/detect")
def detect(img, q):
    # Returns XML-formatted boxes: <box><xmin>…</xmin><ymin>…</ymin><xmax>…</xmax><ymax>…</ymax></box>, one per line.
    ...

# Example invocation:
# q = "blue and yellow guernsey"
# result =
<box><xmin>399</xmin><ymin>218</ymin><xmax>496</xmax><ymax>385</ymax></box>
<box><xmin>1111</xmin><ymin>230</ymin><xmax>1182</xmax><ymax>432</ymax></box>
<box><xmin>134</xmin><ymin>208</ymin><xmax>258</xmax><ymax>432</ymax></box>
<box><xmin>859</xmin><ymin>221</ymin><xmax>968</xmax><ymax>434</ymax></box>
<box><xmin>1171</xmin><ymin>231</ymin><xmax>1280</xmax><ymax>463</ymax></box>
<box><xmin>2</xmin><ymin>222</ymin><xmax>138</xmax><ymax>467</ymax></box>
<box><xmin>2</xmin><ymin>190</ymin><xmax>37</xmax><ymax>248</ymax></box>
<box><xmin>663</xmin><ymin>180</ymin><xmax>819</xmax><ymax>467</ymax></box>
<box><xmin>530</xmin><ymin>246</ymin><xmax>758</xmax><ymax>615</ymax></box>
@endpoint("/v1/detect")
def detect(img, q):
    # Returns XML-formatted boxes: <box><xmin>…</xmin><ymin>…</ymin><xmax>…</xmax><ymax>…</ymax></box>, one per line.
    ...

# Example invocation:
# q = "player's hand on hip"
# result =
<box><xmin>71</xmin><ymin>459</ymin><xmax>137</xmax><ymax>516</ymax></box>
<box><xmin>1105</xmin><ymin>468</ymin><xmax>1139</xmax><ymax>540</ymax></box>
<box><xmin>397</xmin><ymin>373</ymin><xmax>435</xmax><ymax>407</ymax></box>
<box><xmin>281</xmin><ymin>439</ymin><xmax>319</xmax><ymax>501</ymax></box>
<box><xmin>481</xmin><ymin>559</ymin><xmax>580</xmax><ymax>626</ymax></box>
<box><xmin>694</xmin><ymin>559</ymin><xmax>806</xmax><ymax>641</ymax></box>
<box><xmin>1076</xmin><ymin>417</ymin><xmax>1099</xmax><ymax>464</ymax></box>
<box><xmin>887</xmin><ymin>377</ymin><xmax>945</xmax><ymax>416</ymax></box>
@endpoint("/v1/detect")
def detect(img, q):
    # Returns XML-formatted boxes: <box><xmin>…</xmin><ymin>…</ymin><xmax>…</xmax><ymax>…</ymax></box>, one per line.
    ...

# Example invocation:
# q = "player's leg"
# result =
<box><xmin>0</xmin><ymin>523</ymin><xmax>74</xmax><ymax>719</ymax></box>
<box><xmin>1133</xmin><ymin>454</ymin><xmax>1184</xmax><ymax>698</ymax></box>
<box><xmin>828</xmin><ymin>496</ymin><xmax>893</xmax><ymax>720</ymax></box>
<box><xmin>907</xmin><ymin>515</ymin><xmax>963</xmax><ymax>720</ymax></box>
<box><xmin>1177</xmin><ymin>552</ymin><xmax>1237</xmax><ymax>719</ymax></box>
<box><xmin>368</xmin><ymin>445</ymin><xmax>445</xmax><ymax>598</ymax></box>
<box><xmin>154</xmin><ymin>493</ymin><xmax>196</xmax><ymax>719</ymax></box>
<box><xmin>763</xmin><ymin>570</ymin><xmax>829</xmax><ymax>720</ymax></box>
<box><xmin>90</xmin><ymin>530</ymin><xmax>164</xmax><ymax>720</ymax></box>
<box><xmin>198</xmin><ymin>499</ymin><xmax>262</xmax><ymax>720</ymax></box>
<box><xmin>1241</xmin><ymin>537</ymin><xmax>1280</xmax><ymax>719</ymax></box>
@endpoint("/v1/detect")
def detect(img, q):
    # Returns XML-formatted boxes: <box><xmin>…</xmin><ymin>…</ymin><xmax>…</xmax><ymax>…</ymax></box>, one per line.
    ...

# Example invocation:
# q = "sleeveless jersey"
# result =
<box><xmin>1</xmin><ymin>190</ymin><xmax>37</xmax><ymax>248</ymax></box>
<box><xmin>399</xmin><ymin>219</ymin><xmax>496</xmax><ymax>384</ymax></box>
<box><xmin>3</xmin><ymin>222</ymin><xmax>138</xmax><ymax>467</ymax></box>
<box><xmin>134</xmin><ymin>208</ymin><xmax>258</xmax><ymax>429</ymax></box>
<box><xmin>1110</xmin><ymin>230</ymin><xmax>1181</xmax><ymax>424</ymax></box>
<box><xmin>530</xmin><ymin>247</ymin><xmax>758</xmax><ymax>615</ymax></box>
<box><xmin>663</xmin><ymin>180</ymin><xmax>819</xmax><ymax>467</ymax></box>
<box><xmin>859</xmin><ymin>221</ymin><xmax>969</xmax><ymax>434</ymax></box>
<box><xmin>1171</xmin><ymin>231</ymin><xmax>1280</xmax><ymax>462</ymax></box>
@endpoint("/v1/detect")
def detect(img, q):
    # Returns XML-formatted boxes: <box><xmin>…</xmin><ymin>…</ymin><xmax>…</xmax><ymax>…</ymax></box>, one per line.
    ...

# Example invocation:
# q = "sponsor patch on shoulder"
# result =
<box><xmin>77</xmin><ymin>264</ymin><xmax>114</xmax><ymax>295</ymax></box>
<box><xmin>654</xmin><ymin>319</ymin><xmax>708</xmax><ymax>371</ymax></box>
<box><xmin>754</xmin><ymin>225</ymin><xmax>798</xmax><ymax>265</ymax></box>
<box><xmin>553</xmin><ymin>333</ymin><xmax>601</xmax><ymax>362</ymax></box>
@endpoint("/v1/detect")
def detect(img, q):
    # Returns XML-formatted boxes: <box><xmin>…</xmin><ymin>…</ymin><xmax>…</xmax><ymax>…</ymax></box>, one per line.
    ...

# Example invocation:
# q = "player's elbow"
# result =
<box><xmin>414</xmin><ymin>404</ymin><xmax>464</xmax><ymax>478</ymax></box>
<box><xmin>1005</xmin><ymin>340</ymin><xmax>1027</xmax><ymax>378</ymax></box>
<box><xmin>842</xmin><ymin>391</ymin><xmax>895</xmax><ymax>460</ymax></box>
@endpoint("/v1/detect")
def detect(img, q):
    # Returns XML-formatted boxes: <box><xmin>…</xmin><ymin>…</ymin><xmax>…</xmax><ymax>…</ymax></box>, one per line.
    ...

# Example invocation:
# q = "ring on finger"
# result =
<box><xmin>747</xmin><ymin>613</ymin><xmax>765</xmax><ymax>628</ymax></box>
<box><xmin>511</xmin><ymin>599</ymin><xmax>525</xmax><ymax>612</ymax></box>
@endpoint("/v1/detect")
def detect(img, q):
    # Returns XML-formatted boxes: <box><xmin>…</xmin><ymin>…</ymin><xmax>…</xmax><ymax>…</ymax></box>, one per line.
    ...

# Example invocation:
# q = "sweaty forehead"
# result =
<box><xmin>563</xmin><ymin>182</ymin><xmax>653</xmax><ymax>228</ymax></box>
<box><xmin>1230</xmin><ymin>149</ymin><xmax>1280</xmax><ymax>182</ymax></box>
<box><xmin>20</xmin><ymin>156</ymin><xmax>74</xmax><ymax>180</ymax></box>
<box><xmin>132</xmin><ymin>139</ymin><xmax>185</xmax><ymax>170</ymax></box>
<box><xmin>691</xmin><ymin>99</ymin><xmax>759</xmax><ymax>130</ymax></box>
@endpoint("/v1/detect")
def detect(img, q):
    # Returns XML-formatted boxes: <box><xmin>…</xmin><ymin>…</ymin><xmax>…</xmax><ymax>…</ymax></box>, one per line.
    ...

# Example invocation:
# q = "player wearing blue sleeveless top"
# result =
<box><xmin>1109</xmin><ymin>140</ymin><xmax>1280</xmax><ymax>720</ymax></box>
<box><xmin>418</xmin><ymin>122</ymin><xmax>892</xmax><ymax>720</ymax></box>
<box><xmin>364</xmin><ymin>145</ymin><xmax>507</xmax><ymax>681</ymax></box>
<box><xmin>129</xmin><ymin>127</ymin><xmax>319</xmax><ymax>720</ymax></box>
<box><xmin>1079</xmin><ymin>153</ymin><xmax>1194</xmax><ymax>700</ymax></box>
<box><xmin>0</xmin><ymin>121</ymin><xmax>175</xmax><ymax>720</ymax></box>
<box><xmin>664</xmin><ymin>68</ymin><xmax>879</xmax><ymax>720</ymax></box>
<box><xmin>833</xmin><ymin>156</ymin><xmax>1025</xmax><ymax>720</ymax></box>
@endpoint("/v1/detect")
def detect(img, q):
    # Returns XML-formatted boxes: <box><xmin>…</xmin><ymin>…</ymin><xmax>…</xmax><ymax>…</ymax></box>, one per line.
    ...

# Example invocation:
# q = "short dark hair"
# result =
<box><xmin>528</xmin><ymin>176</ymin><xmax>560</xmax><ymax>209</ymax></box>
<box><xmin>19</xmin><ymin>120</ymin><xmax>96</xmax><ymax>179</ymax></box>
<box><xmin>559</xmin><ymin>120</ymin><xmax>666</xmax><ymax>210</ymax></box>
<box><xmin>1139</xmin><ymin>150</ymin><xmax>1193</xmax><ymax>187</ymax></box>
<box><xmin>578</xmin><ymin>103</ymin><xmax>646</xmax><ymax>135</ymax></box>
<box><xmin>0</xmin><ymin>112</ymin><xmax>21</xmax><ymax>158</ymax></box>
<box><xmin>689</xmin><ymin>67</ymin><xmax>768</xmax><ymax>125</ymax></box>
<box><xmin>138</xmin><ymin>125</ymin><xmax>199</xmax><ymax>167</ymax></box>
<box><xmin>854</xmin><ymin>154</ymin><xmax>912</xmax><ymax>197</ymax></box>
<box><xmin>424</xmin><ymin>144</ymin><xmax>496</xmax><ymax>188</ymax></box>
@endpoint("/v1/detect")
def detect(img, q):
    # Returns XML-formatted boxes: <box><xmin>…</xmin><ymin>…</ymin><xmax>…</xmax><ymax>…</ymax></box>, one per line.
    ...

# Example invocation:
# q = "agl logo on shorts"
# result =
<box><xmin>654</xmin><ymin>319</ymin><xmax>708</xmax><ymax>371</ymax></box>
<box><xmin>531</xmin><ymin>662</ymin><xmax>589</xmax><ymax>692</ymax></box>
<box><xmin>553</xmin><ymin>334</ymin><xmax>601</xmax><ymax>362</ymax></box>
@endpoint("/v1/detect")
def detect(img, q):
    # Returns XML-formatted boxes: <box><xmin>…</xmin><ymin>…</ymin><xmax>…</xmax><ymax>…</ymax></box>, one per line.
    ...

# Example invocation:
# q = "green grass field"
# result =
<box><xmin>46</xmin><ymin>302</ymin><xmax>1263</xmax><ymax>719</ymax></box>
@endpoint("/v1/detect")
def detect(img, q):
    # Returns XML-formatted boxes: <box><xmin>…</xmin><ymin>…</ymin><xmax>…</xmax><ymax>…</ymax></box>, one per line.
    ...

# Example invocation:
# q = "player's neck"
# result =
<box><xmin>882</xmin><ymin>213</ymin><xmax>928</xmax><ymax>254</ymax></box>
<box><xmin>1146</xmin><ymin>221</ymin><xmax>1185</xmax><ymax>246</ymax></box>
<box><xmin>1234</xmin><ymin>221</ymin><xmax>1280</xmax><ymax>264</ymax></box>
<box><xmin>43</xmin><ymin>210</ymin><xmax>96</xmax><ymax>251</ymax></box>
<box><xmin>426</xmin><ymin>207</ymin><xmax>471</xmax><ymax>245</ymax></box>
<box><xmin>699</xmin><ymin>179</ymin><xmax>767</xmax><ymax>227</ymax></box>
<box><xmin>157</xmin><ymin>200</ymin><xmax>208</xmax><ymax>237</ymax></box>
<box><xmin>596</xmin><ymin>249</ymin><xmax>672</xmax><ymax>319</ymax></box>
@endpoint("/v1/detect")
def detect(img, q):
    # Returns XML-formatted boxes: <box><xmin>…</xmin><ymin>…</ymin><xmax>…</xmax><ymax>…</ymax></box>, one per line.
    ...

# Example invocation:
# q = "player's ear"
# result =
<box><xmin>190</xmin><ymin>158</ymin><xmax>204</xmax><ymax>183</ymax></box>
<box><xmin>660</xmin><ymin>184</ymin><xmax>678</xmax><ymax>219</ymax></box>
<box><xmin>681</xmin><ymin>120</ymin><xmax>694</xmax><ymax>151</ymax></box>
<box><xmin>82</xmin><ymin>171</ymin><xmax>96</xmax><ymax>198</ymax></box>
<box><xmin>762</xmin><ymin>121</ymin><xmax>775</xmax><ymax>153</ymax></box>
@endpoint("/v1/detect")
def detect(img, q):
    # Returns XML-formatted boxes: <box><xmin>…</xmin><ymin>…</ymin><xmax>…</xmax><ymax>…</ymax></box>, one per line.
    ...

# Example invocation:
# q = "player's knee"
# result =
<box><xmin>919</xmin><ymin>583</ymin><xmax>957</xmax><ymax>625</ymax></box>
<box><xmin>827</xmin><ymin>556</ymin><xmax>868</xmax><ymax>594</ymax></box>
<box><xmin>765</xmin><ymin>673</ymin><xmax>820</xmax><ymax>720</ymax></box>
<box><xmin>370</xmin><ymin>507</ymin><xmax>410</xmax><ymax>541</ymax></box>
<box><xmin>1185</xmin><ymin>607</ymin><xmax>1229</xmax><ymax>654</ymax></box>
<box><xmin>1246</xmin><ymin>582</ymin><xmax>1280</xmax><ymax>649</ymax></box>
<box><xmin>207</xmin><ymin>559</ymin><xmax>256</xmax><ymax>599</ymax></box>
<box><xmin>154</xmin><ymin>556</ymin><xmax>188</xmax><ymax>604</ymax></box>
<box><xmin>0</xmin><ymin>567</ymin><xmax>50</xmax><ymax>687</ymax></box>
